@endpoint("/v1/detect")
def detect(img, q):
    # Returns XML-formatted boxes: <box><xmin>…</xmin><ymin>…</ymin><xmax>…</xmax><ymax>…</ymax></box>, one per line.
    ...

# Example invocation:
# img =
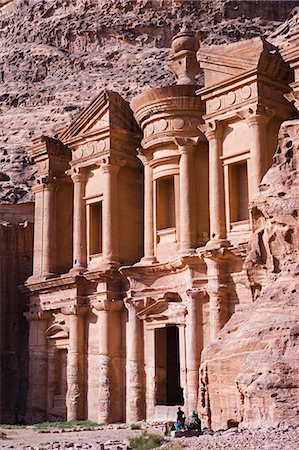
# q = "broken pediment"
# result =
<box><xmin>27</xmin><ymin>135</ymin><xmax>71</xmax><ymax>181</ymax></box>
<box><xmin>137</xmin><ymin>292</ymin><xmax>184</xmax><ymax>323</ymax></box>
<box><xmin>45</xmin><ymin>323</ymin><xmax>69</xmax><ymax>340</ymax></box>
<box><xmin>59</xmin><ymin>90</ymin><xmax>139</xmax><ymax>143</ymax></box>
<box><xmin>199</xmin><ymin>37</ymin><xmax>292</xmax><ymax>88</ymax></box>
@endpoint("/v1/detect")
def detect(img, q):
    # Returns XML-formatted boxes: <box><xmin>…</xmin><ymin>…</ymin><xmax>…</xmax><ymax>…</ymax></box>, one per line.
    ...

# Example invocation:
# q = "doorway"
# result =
<box><xmin>155</xmin><ymin>326</ymin><xmax>183</xmax><ymax>406</ymax></box>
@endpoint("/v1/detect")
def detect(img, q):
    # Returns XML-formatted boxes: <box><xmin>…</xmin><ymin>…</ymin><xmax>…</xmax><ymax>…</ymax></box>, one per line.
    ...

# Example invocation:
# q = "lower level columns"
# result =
<box><xmin>185</xmin><ymin>290</ymin><xmax>204</xmax><ymax>414</ymax></box>
<box><xmin>24</xmin><ymin>311</ymin><xmax>50</xmax><ymax>423</ymax></box>
<box><xmin>204</xmin><ymin>251</ymin><xmax>229</xmax><ymax>341</ymax></box>
<box><xmin>125</xmin><ymin>299</ymin><xmax>145</xmax><ymax>422</ymax></box>
<box><xmin>93</xmin><ymin>299</ymin><xmax>124</xmax><ymax>423</ymax></box>
<box><xmin>62</xmin><ymin>306</ymin><xmax>85</xmax><ymax>422</ymax></box>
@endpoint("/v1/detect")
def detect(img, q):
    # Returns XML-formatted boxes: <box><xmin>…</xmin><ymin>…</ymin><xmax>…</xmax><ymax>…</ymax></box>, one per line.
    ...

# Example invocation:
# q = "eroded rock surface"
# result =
<box><xmin>200</xmin><ymin>119</ymin><xmax>299</xmax><ymax>430</ymax></box>
<box><xmin>0</xmin><ymin>0</ymin><xmax>297</xmax><ymax>202</ymax></box>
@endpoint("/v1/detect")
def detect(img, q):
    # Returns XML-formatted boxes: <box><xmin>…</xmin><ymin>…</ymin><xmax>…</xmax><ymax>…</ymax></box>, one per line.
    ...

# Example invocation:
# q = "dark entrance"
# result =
<box><xmin>155</xmin><ymin>325</ymin><xmax>183</xmax><ymax>406</ymax></box>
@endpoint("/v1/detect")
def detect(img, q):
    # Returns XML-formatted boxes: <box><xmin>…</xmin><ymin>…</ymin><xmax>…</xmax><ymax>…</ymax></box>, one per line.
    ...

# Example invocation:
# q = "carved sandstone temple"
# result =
<box><xmin>23</xmin><ymin>30</ymin><xmax>297</xmax><ymax>425</ymax></box>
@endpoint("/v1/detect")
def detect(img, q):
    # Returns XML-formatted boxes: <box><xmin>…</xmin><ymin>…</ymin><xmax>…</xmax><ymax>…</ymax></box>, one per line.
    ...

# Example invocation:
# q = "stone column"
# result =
<box><xmin>24</xmin><ymin>311</ymin><xmax>49</xmax><ymax>423</ymax></box>
<box><xmin>70</xmin><ymin>169</ymin><xmax>87</xmax><ymax>271</ymax></box>
<box><xmin>31</xmin><ymin>180</ymin><xmax>56</xmax><ymax>277</ymax></box>
<box><xmin>178</xmin><ymin>144</ymin><xmax>196</xmax><ymax>252</ymax></box>
<box><xmin>185</xmin><ymin>290</ymin><xmax>204</xmax><ymax>413</ymax></box>
<box><xmin>125</xmin><ymin>299</ymin><xmax>145</xmax><ymax>422</ymax></box>
<box><xmin>101</xmin><ymin>160</ymin><xmax>120</xmax><ymax>265</ymax></box>
<box><xmin>63</xmin><ymin>306</ymin><xmax>85</xmax><ymax>421</ymax></box>
<box><xmin>247</xmin><ymin>113</ymin><xmax>270</xmax><ymax>200</ymax></box>
<box><xmin>204</xmin><ymin>252</ymin><xmax>229</xmax><ymax>341</ymax></box>
<box><xmin>93</xmin><ymin>299</ymin><xmax>124</xmax><ymax>423</ymax></box>
<box><xmin>205</xmin><ymin>124</ymin><xmax>227</xmax><ymax>243</ymax></box>
<box><xmin>140</xmin><ymin>161</ymin><xmax>157</xmax><ymax>263</ymax></box>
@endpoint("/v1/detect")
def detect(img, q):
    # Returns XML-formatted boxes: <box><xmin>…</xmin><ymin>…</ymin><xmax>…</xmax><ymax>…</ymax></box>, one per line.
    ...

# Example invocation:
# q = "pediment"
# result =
<box><xmin>46</xmin><ymin>324</ymin><xmax>69</xmax><ymax>339</ymax></box>
<box><xmin>200</xmin><ymin>37</ymin><xmax>292</xmax><ymax>88</ymax></box>
<box><xmin>59</xmin><ymin>90</ymin><xmax>138</xmax><ymax>142</ymax></box>
<box><xmin>137</xmin><ymin>292</ymin><xmax>182</xmax><ymax>321</ymax></box>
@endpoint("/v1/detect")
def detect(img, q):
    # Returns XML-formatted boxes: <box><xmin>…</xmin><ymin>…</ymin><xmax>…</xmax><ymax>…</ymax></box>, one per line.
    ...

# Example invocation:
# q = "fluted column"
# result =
<box><xmin>101</xmin><ymin>161</ymin><xmax>120</xmax><ymax>265</ymax></box>
<box><xmin>70</xmin><ymin>169</ymin><xmax>87</xmax><ymax>271</ymax></box>
<box><xmin>247</xmin><ymin>114</ymin><xmax>270</xmax><ymax>201</ymax></box>
<box><xmin>63</xmin><ymin>306</ymin><xmax>85</xmax><ymax>421</ymax></box>
<box><xmin>140</xmin><ymin>161</ymin><xmax>157</xmax><ymax>263</ymax></box>
<box><xmin>178</xmin><ymin>143</ymin><xmax>196</xmax><ymax>252</ymax></box>
<box><xmin>205</xmin><ymin>123</ymin><xmax>227</xmax><ymax>244</ymax></box>
<box><xmin>185</xmin><ymin>290</ymin><xmax>204</xmax><ymax>413</ymax></box>
<box><xmin>24</xmin><ymin>311</ymin><xmax>49</xmax><ymax>423</ymax></box>
<box><xmin>125</xmin><ymin>299</ymin><xmax>145</xmax><ymax>422</ymax></box>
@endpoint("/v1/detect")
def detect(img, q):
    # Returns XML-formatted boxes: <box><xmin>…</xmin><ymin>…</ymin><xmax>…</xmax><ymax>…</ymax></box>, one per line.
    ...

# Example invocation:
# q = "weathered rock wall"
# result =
<box><xmin>200</xmin><ymin>119</ymin><xmax>299</xmax><ymax>430</ymax></box>
<box><xmin>0</xmin><ymin>0</ymin><xmax>297</xmax><ymax>203</ymax></box>
<box><xmin>0</xmin><ymin>204</ymin><xmax>34</xmax><ymax>423</ymax></box>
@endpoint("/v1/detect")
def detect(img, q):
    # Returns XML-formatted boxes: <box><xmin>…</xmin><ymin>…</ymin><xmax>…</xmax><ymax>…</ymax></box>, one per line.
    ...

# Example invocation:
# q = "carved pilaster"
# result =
<box><xmin>25</xmin><ymin>310</ymin><xmax>51</xmax><ymax>423</ymax></box>
<box><xmin>238</xmin><ymin>105</ymin><xmax>275</xmax><ymax>200</ymax></box>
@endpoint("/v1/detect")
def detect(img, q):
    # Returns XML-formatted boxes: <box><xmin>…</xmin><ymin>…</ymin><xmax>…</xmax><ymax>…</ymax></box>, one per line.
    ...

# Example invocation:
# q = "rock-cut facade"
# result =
<box><xmin>23</xmin><ymin>28</ymin><xmax>299</xmax><ymax>428</ymax></box>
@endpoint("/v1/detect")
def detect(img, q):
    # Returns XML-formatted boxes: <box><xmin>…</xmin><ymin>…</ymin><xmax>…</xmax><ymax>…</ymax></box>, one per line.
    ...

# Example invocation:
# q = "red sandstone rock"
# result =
<box><xmin>199</xmin><ymin>119</ymin><xmax>299</xmax><ymax>430</ymax></box>
<box><xmin>0</xmin><ymin>0</ymin><xmax>297</xmax><ymax>203</ymax></box>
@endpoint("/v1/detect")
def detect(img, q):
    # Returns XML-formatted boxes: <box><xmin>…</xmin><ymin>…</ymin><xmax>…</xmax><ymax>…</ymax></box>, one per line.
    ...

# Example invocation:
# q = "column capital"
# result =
<box><xmin>199</xmin><ymin>120</ymin><xmax>223</xmax><ymax>141</ymax></box>
<box><xmin>186</xmin><ymin>288</ymin><xmax>207</xmax><ymax>302</ymax></box>
<box><xmin>124</xmin><ymin>296</ymin><xmax>152</xmax><ymax>313</ymax></box>
<box><xmin>137</xmin><ymin>147</ymin><xmax>152</xmax><ymax>165</ymax></box>
<box><xmin>66</xmin><ymin>167</ymin><xmax>87</xmax><ymax>183</ymax></box>
<box><xmin>24</xmin><ymin>310</ymin><xmax>51</xmax><ymax>321</ymax></box>
<box><xmin>32</xmin><ymin>177</ymin><xmax>56</xmax><ymax>193</ymax></box>
<box><xmin>92</xmin><ymin>299</ymin><xmax>123</xmax><ymax>312</ymax></box>
<box><xmin>98</xmin><ymin>156</ymin><xmax>126</xmax><ymax>173</ymax></box>
<box><xmin>174</xmin><ymin>137</ymin><xmax>199</xmax><ymax>153</ymax></box>
<box><xmin>238</xmin><ymin>104</ymin><xmax>275</xmax><ymax>126</ymax></box>
<box><xmin>61</xmin><ymin>305</ymin><xmax>88</xmax><ymax>316</ymax></box>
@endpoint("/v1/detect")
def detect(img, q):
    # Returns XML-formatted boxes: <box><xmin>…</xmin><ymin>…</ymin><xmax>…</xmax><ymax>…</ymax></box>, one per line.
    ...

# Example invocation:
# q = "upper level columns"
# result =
<box><xmin>32</xmin><ymin>179</ymin><xmax>56</xmax><ymax>278</ymax></box>
<box><xmin>204</xmin><ymin>123</ymin><xmax>227</xmax><ymax>244</ymax></box>
<box><xmin>176</xmin><ymin>139</ymin><xmax>197</xmax><ymax>253</ymax></box>
<box><xmin>139</xmin><ymin>154</ymin><xmax>157</xmax><ymax>264</ymax></box>
<box><xmin>101</xmin><ymin>159</ymin><xmax>121</xmax><ymax>265</ymax></box>
<box><xmin>246</xmin><ymin>108</ymin><xmax>272</xmax><ymax>200</ymax></box>
<box><xmin>70</xmin><ymin>168</ymin><xmax>87</xmax><ymax>271</ymax></box>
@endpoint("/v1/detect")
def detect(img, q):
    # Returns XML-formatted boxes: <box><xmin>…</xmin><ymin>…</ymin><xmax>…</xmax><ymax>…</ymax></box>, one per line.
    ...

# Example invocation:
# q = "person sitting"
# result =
<box><xmin>186</xmin><ymin>410</ymin><xmax>202</xmax><ymax>433</ymax></box>
<box><xmin>176</xmin><ymin>407</ymin><xmax>186</xmax><ymax>429</ymax></box>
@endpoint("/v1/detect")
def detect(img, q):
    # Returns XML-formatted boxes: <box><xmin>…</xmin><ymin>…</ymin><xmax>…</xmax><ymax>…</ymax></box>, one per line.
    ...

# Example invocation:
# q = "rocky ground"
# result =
<box><xmin>0</xmin><ymin>0</ymin><xmax>298</xmax><ymax>203</ymax></box>
<box><xmin>0</xmin><ymin>424</ymin><xmax>298</xmax><ymax>449</ymax></box>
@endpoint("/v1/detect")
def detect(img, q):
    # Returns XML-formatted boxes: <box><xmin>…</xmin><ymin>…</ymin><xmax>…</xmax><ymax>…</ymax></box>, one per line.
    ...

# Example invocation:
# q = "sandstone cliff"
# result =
<box><xmin>0</xmin><ymin>0</ymin><xmax>297</xmax><ymax>203</ymax></box>
<box><xmin>200</xmin><ymin>119</ymin><xmax>299</xmax><ymax>430</ymax></box>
